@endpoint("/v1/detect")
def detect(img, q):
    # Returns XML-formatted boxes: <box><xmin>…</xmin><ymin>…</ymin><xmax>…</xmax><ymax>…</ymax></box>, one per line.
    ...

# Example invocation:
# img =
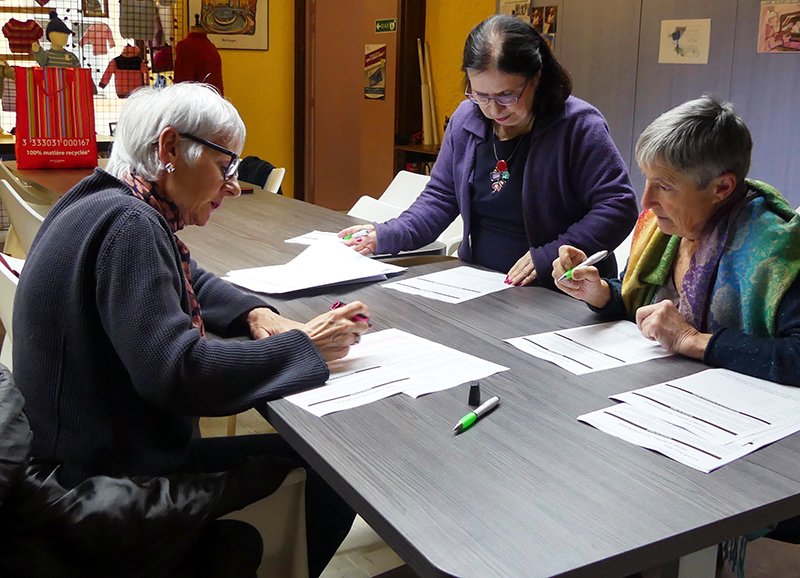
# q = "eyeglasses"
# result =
<box><xmin>465</xmin><ymin>79</ymin><xmax>530</xmax><ymax>107</ymax></box>
<box><xmin>180</xmin><ymin>133</ymin><xmax>240</xmax><ymax>181</ymax></box>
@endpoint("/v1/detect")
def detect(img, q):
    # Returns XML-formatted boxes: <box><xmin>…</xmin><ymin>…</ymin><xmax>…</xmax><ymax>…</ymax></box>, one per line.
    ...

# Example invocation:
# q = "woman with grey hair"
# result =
<box><xmin>552</xmin><ymin>94</ymin><xmax>800</xmax><ymax>387</ymax></box>
<box><xmin>12</xmin><ymin>83</ymin><xmax>363</xmax><ymax>577</ymax></box>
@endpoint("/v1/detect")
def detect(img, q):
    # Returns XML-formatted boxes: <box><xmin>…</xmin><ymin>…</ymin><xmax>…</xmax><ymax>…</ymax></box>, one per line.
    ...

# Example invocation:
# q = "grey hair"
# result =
<box><xmin>635</xmin><ymin>95</ymin><xmax>752</xmax><ymax>189</ymax></box>
<box><xmin>106</xmin><ymin>83</ymin><xmax>246</xmax><ymax>181</ymax></box>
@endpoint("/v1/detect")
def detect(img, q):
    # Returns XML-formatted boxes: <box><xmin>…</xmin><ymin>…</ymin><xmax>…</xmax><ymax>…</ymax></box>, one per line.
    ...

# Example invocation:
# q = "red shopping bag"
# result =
<box><xmin>14</xmin><ymin>67</ymin><xmax>97</xmax><ymax>169</ymax></box>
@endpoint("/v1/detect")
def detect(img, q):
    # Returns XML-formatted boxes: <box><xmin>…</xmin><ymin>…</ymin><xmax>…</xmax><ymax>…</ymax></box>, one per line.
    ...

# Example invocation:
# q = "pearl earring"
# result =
<box><xmin>164</xmin><ymin>162</ymin><xmax>176</xmax><ymax>174</ymax></box>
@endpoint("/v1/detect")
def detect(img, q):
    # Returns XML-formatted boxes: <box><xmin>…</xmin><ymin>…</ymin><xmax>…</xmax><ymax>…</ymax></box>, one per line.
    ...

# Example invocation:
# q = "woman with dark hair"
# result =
<box><xmin>340</xmin><ymin>14</ymin><xmax>637</xmax><ymax>287</ymax></box>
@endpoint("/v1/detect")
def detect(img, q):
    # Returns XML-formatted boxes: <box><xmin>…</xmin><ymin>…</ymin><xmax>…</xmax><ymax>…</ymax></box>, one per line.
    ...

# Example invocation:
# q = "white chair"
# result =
<box><xmin>378</xmin><ymin>170</ymin><xmax>431</xmax><ymax>208</ymax></box>
<box><xmin>613</xmin><ymin>229</ymin><xmax>635</xmax><ymax>275</ymax></box>
<box><xmin>347</xmin><ymin>195</ymin><xmax>404</xmax><ymax>222</ymax></box>
<box><xmin>263</xmin><ymin>167</ymin><xmax>286</xmax><ymax>194</ymax></box>
<box><xmin>0</xmin><ymin>255</ymin><xmax>22</xmax><ymax>371</ymax></box>
<box><xmin>0</xmin><ymin>163</ymin><xmax>53</xmax><ymax>210</ymax></box>
<box><xmin>351</xmin><ymin>172</ymin><xmax>465</xmax><ymax>256</ymax></box>
<box><xmin>0</xmin><ymin>180</ymin><xmax>45</xmax><ymax>258</ymax></box>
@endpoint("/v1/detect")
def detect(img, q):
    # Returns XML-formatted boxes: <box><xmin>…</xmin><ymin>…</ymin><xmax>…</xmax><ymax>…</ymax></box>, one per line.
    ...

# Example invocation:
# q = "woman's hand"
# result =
<box><xmin>338</xmin><ymin>224</ymin><xmax>377</xmax><ymax>256</ymax></box>
<box><xmin>552</xmin><ymin>245</ymin><xmax>611</xmax><ymax>308</ymax></box>
<box><xmin>507</xmin><ymin>251</ymin><xmax>538</xmax><ymax>286</ymax></box>
<box><xmin>248</xmin><ymin>307</ymin><xmax>304</xmax><ymax>339</ymax></box>
<box><xmin>635</xmin><ymin>300</ymin><xmax>711</xmax><ymax>359</ymax></box>
<box><xmin>302</xmin><ymin>301</ymin><xmax>371</xmax><ymax>362</ymax></box>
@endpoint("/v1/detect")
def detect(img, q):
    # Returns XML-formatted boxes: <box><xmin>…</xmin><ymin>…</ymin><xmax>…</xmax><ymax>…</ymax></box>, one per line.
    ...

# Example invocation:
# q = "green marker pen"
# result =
<box><xmin>343</xmin><ymin>229</ymin><xmax>372</xmax><ymax>241</ymax></box>
<box><xmin>453</xmin><ymin>396</ymin><xmax>500</xmax><ymax>433</ymax></box>
<box><xmin>557</xmin><ymin>250</ymin><xmax>609</xmax><ymax>282</ymax></box>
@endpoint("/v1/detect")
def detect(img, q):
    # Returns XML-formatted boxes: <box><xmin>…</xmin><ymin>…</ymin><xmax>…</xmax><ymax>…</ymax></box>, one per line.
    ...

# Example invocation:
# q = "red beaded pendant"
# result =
<box><xmin>495</xmin><ymin>159</ymin><xmax>508</xmax><ymax>172</ymax></box>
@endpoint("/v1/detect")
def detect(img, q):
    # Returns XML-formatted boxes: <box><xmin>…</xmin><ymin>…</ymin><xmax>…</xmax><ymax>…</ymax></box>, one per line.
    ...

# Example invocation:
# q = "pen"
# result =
<box><xmin>557</xmin><ymin>250</ymin><xmax>609</xmax><ymax>282</ymax></box>
<box><xmin>330</xmin><ymin>300</ymin><xmax>373</xmax><ymax>327</ymax></box>
<box><xmin>343</xmin><ymin>229</ymin><xmax>373</xmax><ymax>241</ymax></box>
<box><xmin>453</xmin><ymin>396</ymin><xmax>500</xmax><ymax>433</ymax></box>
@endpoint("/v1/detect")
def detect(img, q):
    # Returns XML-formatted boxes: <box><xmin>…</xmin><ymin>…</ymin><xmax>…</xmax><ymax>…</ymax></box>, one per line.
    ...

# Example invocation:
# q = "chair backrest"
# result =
<box><xmin>263</xmin><ymin>167</ymin><xmax>286</xmax><ymax>195</ymax></box>
<box><xmin>347</xmin><ymin>195</ymin><xmax>404</xmax><ymax>222</ymax></box>
<box><xmin>0</xmin><ymin>180</ymin><xmax>45</xmax><ymax>256</ymax></box>
<box><xmin>0</xmin><ymin>163</ymin><xmax>53</xmax><ymax>209</ymax></box>
<box><xmin>378</xmin><ymin>170</ymin><xmax>431</xmax><ymax>209</ymax></box>
<box><xmin>0</xmin><ymin>260</ymin><xmax>20</xmax><ymax>370</ymax></box>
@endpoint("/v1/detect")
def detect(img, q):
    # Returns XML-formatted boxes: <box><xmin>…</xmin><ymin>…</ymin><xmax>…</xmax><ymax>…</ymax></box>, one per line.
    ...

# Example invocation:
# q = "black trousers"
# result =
<box><xmin>184</xmin><ymin>433</ymin><xmax>356</xmax><ymax>578</ymax></box>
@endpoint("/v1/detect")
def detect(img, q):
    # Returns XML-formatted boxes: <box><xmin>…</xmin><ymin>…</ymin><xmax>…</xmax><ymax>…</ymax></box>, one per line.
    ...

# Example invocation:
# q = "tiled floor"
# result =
<box><xmin>200</xmin><ymin>411</ymin><xmax>409</xmax><ymax>578</ymax></box>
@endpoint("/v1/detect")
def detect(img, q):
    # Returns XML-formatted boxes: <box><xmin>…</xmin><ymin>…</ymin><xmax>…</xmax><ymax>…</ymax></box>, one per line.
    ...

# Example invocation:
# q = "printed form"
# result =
<box><xmin>382</xmin><ymin>266</ymin><xmax>511</xmax><ymax>304</ymax></box>
<box><xmin>223</xmin><ymin>241</ymin><xmax>405</xmax><ymax>294</ymax></box>
<box><xmin>286</xmin><ymin>328</ymin><xmax>509</xmax><ymax>416</ymax></box>
<box><xmin>579</xmin><ymin>368</ymin><xmax>800</xmax><ymax>472</ymax></box>
<box><xmin>506</xmin><ymin>320</ymin><xmax>673</xmax><ymax>374</ymax></box>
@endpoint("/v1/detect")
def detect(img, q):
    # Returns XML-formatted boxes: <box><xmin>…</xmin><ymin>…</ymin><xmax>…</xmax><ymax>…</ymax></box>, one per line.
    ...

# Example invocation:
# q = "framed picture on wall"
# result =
<box><xmin>82</xmin><ymin>0</ymin><xmax>109</xmax><ymax>18</ymax></box>
<box><xmin>187</xmin><ymin>0</ymin><xmax>269</xmax><ymax>50</ymax></box>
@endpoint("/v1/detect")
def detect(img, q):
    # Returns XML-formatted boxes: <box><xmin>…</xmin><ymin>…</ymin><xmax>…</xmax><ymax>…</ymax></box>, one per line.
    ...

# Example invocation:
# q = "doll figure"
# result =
<box><xmin>32</xmin><ymin>11</ymin><xmax>80</xmax><ymax>68</ymax></box>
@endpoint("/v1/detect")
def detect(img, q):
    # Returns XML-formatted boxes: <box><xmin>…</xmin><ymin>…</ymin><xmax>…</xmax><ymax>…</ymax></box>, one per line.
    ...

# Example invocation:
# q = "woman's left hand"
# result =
<box><xmin>506</xmin><ymin>251</ymin><xmax>537</xmax><ymax>286</ymax></box>
<box><xmin>248</xmin><ymin>307</ymin><xmax>304</xmax><ymax>339</ymax></box>
<box><xmin>635</xmin><ymin>300</ymin><xmax>711</xmax><ymax>359</ymax></box>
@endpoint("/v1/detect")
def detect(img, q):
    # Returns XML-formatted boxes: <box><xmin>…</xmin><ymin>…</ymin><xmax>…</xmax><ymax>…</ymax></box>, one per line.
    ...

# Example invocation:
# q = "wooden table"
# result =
<box><xmin>180</xmin><ymin>192</ymin><xmax>800</xmax><ymax>578</ymax></box>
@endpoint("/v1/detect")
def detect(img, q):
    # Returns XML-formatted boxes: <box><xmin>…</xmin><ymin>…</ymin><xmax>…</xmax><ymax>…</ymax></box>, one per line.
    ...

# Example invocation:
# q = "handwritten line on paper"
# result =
<box><xmin>507</xmin><ymin>320</ymin><xmax>673</xmax><ymax>375</ymax></box>
<box><xmin>285</xmin><ymin>328</ymin><xmax>510</xmax><ymax>416</ymax></box>
<box><xmin>580</xmin><ymin>368</ymin><xmax>800</xmax><ymax>472</ymax></box>
<box><xmin>382</xmin><ymin>266</ymin><xmax>511</xmax><ymax>304</ymax></box>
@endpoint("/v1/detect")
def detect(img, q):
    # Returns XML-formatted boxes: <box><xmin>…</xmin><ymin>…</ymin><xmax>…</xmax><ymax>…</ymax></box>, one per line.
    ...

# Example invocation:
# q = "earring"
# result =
<box><xmin>164</xmin><ymin>162</ymin><xmax>176</xmax><ymax>174</ymax></box>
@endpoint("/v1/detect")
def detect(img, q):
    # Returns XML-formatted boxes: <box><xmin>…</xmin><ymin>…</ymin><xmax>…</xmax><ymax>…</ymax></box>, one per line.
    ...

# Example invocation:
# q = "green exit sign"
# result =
<box><xmin>375</xmin><ymin>18</ymin><xmax>397</xmax><ymax>33</ymax></box>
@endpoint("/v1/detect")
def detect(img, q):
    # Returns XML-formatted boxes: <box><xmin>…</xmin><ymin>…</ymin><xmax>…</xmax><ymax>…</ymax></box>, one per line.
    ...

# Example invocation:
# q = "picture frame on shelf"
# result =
<box><xmin>187</xmin><ymin>0</ymin><xmax>268</xmax><ymax>51</ymax></box>
<box><xmin>83</xmin><ymin>0</ymin><xmax>109</xmax><ymax>19</ymax></box>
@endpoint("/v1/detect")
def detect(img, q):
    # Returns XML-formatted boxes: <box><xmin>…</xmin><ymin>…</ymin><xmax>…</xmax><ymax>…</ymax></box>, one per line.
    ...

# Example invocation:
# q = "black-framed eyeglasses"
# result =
<box><xmin>465</xmin><ymin>78</ymin><xmax>530</xmax><ymax>107</ymax></box>
<box><xmin>180</xmin><ymin>133</ymin><xmax>240</xmax><ymax>181</ymax></box>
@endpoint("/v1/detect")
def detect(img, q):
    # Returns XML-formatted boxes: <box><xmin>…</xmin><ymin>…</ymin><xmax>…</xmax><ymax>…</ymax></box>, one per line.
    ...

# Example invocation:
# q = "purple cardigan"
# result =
<box><xmin>376</xmin><ymin>96</ymin><xmax>638</xmax><ymax>284</ymax></box>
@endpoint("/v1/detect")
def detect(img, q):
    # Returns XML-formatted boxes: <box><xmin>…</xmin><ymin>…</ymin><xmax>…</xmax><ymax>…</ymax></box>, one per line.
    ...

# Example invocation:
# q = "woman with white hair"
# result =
<box><xmin>12</xmin><ymin>83</ymin><xmax>365</xmax><ymax>577</ymax></box>
<box><xmin>552</xmin><ymin>94</ymin><xmax>800</xmax><ymax>386</ymax></box>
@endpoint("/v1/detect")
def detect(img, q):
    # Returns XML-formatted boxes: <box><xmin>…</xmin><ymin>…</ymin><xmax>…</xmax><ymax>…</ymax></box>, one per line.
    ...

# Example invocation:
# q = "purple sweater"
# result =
<box><xmin>376</xmin><ymin>96</ymin><xmax>638</xmax><ymax>284</ymax></box>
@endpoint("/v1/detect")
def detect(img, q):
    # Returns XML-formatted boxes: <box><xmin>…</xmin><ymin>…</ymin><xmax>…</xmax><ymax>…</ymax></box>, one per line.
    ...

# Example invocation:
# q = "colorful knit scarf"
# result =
<box><xmin>621</xmin><ymin>180</ymin><xmax>800</xmax><ymax>338</ymax></box>
<box><xmin>121</xmin><ymin>172</ymin><xmax>205</xmax><ymax>336</ymax></box>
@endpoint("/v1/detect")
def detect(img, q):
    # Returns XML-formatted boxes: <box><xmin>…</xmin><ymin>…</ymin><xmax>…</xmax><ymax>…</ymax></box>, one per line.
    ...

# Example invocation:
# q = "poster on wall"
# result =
<box><xmin>658</xmin><ymin>19</ymin><xmax>711</xmax><ymax>64</ymax></box>
<box><xmin>364</xmin><ymin>44</ymin><xmax>386</xmax><ymax>100</ymax></box>
<box><xmin>498</xmin><ymin>0</ymin><xmax>531</xmax><ymax>21</ymax></box>
<box><xmin>758</xmin><ymin>1</ymin><xmax>800</xmax><ymax>52</ymax></box>
<box><xmin>188</xmin><ymin>0</ymin><xmax>269</xmax><ymax>50</ymax></box>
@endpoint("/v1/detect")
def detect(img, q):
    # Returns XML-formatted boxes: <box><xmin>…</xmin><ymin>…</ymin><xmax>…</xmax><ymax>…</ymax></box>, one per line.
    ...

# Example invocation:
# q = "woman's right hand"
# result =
<box><xmin>552</xmin><ymin>245</ymin><xmax>611</xmax><ymax>309</ymax></box>
<box><xmin>301</xmin><ymin>301</ymin><xmax>371</xmax><ymax>362</ymax></box>
<box><xmin>338</xmin><ymin>224</ymin><xmax>377</xmax><ymax>256</ymax></box>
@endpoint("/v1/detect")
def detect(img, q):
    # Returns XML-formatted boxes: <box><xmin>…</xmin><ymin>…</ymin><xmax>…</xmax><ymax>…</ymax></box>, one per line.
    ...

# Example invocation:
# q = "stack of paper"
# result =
<box><xmin>286</xmin><ymin>328</ymin><xmax>510</xmax><ymax>416</ymax></box>
<box><xmin>285</xmin><ymin>230</ymin><xmax>343</xmax><ymax>245</ymax></box>
<box><xmin>382</xmin><ymin>266</ymin><xmax>511</xmax><ymax>304</ymax></box>
<box><xmin>580</xmin><ymin>369</ymin><xmax>800</xmax><ymax>472</ymax></box>
<box><xmin>224</xmin><ymin>241</ymin><xmax>405</xmax><ymax>294</ymax></box>
<box><xmin>506</xmin><ymin>321</ymin><xmax>673</xmax><ymax>374</ymax></box>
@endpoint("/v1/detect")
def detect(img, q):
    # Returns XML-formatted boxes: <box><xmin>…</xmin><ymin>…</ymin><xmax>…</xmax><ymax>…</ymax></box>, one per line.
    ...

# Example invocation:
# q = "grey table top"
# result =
<box><xmin>180</xmin><ymin>192</ymin><xmax>800</xmax><ymax>578</ymax></box>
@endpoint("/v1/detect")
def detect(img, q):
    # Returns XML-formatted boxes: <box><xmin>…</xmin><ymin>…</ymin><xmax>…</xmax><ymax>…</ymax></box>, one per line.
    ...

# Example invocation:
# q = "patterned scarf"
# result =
<box><xmin>621</xmin><ymin>180</ymin><xmax>800</xmax><ymax>338</ymax></box>
<box><xmin>120</xmin><ymin>172</ymin><xmax>205</xmax><ymax>336</ymax></box>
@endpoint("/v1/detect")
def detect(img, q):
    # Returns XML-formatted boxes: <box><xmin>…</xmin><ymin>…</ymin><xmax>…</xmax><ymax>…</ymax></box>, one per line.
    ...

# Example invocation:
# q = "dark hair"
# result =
<box><xmin>462</xmin><ymin>14</ymin><xmax>572</xmax><ymax>118</ymax></box>
<box><xmin>635</xmin><ymin>95</ymin><xmax>752</xmax><ymax>189</ymax></box>
<box><xmin>46</xmin><ymin>10</ymin><xmax>72</xmax><ymax>41</ymax></box>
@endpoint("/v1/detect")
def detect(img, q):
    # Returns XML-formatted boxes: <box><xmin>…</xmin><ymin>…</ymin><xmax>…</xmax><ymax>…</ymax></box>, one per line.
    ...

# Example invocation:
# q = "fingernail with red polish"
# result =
<box><xmin>355</xmin><ymin>238</ymin><xmax>362</xmax><ymax>243</ymax></box>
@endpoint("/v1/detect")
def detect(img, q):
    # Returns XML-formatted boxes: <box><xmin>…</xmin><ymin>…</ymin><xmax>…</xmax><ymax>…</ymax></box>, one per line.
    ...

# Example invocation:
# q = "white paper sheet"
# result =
<box><xmin>506</xmin><ymin>320</ymin><xmax>673</xmax><ymax>374</ymax></box>
<box><xmin>284</xmin><ymin>230</ymin><xmax>343</xmax><ymax>245</ymax></box>
<box><xmin>579</xmin><ymin>369</ymin><xmax>800</xmax><ymax>472</ymax></box>
<box><xmin>285</xmin><ymin>328</ymin><xmax>510</xmax><ymax>416</ymax></box>
<box><xmin>382</xmin><ymin>266</ymin><xmax>511</xmax><ymax>304</ymax></box>
<box><xmin>223</xmin><ymin>241</ymin><xmax>405</xmax><ymax>294</ymax></box>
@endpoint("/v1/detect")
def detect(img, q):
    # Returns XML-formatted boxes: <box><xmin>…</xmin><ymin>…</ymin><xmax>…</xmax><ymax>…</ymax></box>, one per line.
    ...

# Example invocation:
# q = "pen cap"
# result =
<box><xmin>468</xmin><ymin>381</ymin><xmax>481</xmax><ymax>407</ymax></box>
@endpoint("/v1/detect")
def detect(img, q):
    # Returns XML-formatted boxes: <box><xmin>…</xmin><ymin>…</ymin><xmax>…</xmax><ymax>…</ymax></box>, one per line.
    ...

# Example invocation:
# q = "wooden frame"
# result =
<box><xmin>82</xmin><ymin>0</ymin><xmax>108</xmax><ymax>18</ymax></box>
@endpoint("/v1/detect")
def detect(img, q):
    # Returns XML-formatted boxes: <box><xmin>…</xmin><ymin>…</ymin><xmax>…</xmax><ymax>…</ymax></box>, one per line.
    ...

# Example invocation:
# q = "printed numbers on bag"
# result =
<box><xmin>29</xmin><ymin>138</ymin><xmax>90</xmax><ymax>147</ymax></box>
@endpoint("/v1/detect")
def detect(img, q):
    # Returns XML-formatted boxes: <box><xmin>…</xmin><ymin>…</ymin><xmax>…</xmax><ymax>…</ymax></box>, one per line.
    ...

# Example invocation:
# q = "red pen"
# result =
<box><xmin>330</xmin><ymin>300</ymin><xmax>373</xmax><ymax>327</ymax></box>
